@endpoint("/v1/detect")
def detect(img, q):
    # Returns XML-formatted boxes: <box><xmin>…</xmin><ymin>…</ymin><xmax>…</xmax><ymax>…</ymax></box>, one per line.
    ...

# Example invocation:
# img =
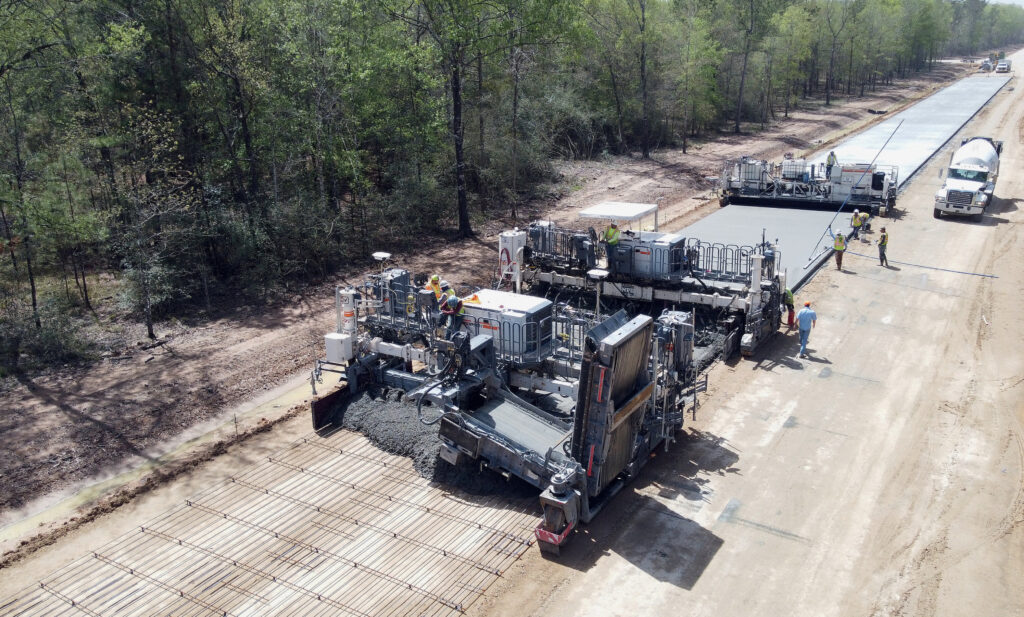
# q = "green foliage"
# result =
<box><xmin>0</xmin><ymin>0</ymin><xmax>1023</xmax><ymax>354</ymax></box>
<box><xmin>0</xmin><ymin>292</ymin><xmax>93</xmax><ymax>374</ymax></box>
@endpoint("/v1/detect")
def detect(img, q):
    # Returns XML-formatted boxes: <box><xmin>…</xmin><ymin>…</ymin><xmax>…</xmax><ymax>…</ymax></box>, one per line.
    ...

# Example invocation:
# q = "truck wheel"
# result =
<box><xmin>933</xmin><ymin>208</ymin><xmax>941</xmax><ymax>219</ymax></box>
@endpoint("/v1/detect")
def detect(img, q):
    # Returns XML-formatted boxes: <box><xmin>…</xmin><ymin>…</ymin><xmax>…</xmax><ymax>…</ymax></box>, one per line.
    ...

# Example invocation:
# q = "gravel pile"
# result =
<box><xmin>335</xmin><ymin>388</ymin><xmax>534</xmax><ymax>498</ymax></box>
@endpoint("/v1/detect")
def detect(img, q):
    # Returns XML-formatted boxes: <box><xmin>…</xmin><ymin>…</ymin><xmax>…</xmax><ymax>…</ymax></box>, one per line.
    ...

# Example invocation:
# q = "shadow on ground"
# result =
<box><xmin>547</xmin><ymin>429</ymin><xmax>736</xmax><ymax>589</ymax></box>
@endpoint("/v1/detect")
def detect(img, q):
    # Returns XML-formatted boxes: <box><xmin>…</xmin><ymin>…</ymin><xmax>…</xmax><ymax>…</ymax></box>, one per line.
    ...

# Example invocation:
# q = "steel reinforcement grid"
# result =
<box><xmin>0</xmin><ymin>428</ymin><xmax>538</xmax><ymax>617</ymax></box>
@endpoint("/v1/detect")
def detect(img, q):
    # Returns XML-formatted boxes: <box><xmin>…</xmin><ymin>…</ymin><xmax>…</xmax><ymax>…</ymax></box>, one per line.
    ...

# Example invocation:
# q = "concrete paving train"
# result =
<box><xmin>312</xmin><ymin>219</ymin><xmax>785</xmax><ymax>554</ymax></box>
<box><xmin>312</xmin><ymin>263</ymin><xmax>698</xmax><ymax>555</ymax></box>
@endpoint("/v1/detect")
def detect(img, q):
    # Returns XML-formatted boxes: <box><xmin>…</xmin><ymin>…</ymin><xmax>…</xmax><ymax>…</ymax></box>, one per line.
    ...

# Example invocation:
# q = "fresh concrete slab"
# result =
<box><xmin>684</xmin><ymin>205</ymin><xmax>851</xmax><ymax>291</ymax></box>
<box><xmin>811</xmin><ymin>73</ymin><xmax>1010</xmax><ymax>186</ymax></box>
<box><xmin>689</xmin><ymin>73</ymin><xmax>1010</xmax><ymax>289</ymax></box>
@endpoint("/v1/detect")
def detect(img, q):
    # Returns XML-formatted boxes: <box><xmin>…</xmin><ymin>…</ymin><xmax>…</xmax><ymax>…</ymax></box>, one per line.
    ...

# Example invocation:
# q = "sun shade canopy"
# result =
<box><xmin>579</xmin><ymin>202</ymin><xmax>659</xmax><ymax>229</ymax></box>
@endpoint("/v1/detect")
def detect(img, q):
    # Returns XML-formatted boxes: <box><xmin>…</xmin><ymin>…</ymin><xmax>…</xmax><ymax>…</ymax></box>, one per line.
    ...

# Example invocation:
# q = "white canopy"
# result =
<box><xmin>578</xmin><ymin>201</ymin><xmax>659</xmax><ymax>230</ymax></box>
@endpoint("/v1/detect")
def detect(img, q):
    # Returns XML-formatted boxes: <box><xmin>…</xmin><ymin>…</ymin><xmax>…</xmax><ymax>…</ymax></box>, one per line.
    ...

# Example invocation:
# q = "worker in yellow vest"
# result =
<box><xmin>440</xmin><ymin>280</ymin><xmax>456</xmax><ymax>303</ymax></box>
<box><xmin>833</xmin><ymin>231</ymin><xmax>846</xmax><ymax>270</ymax></box>
<box><xmin>877</xmin><ymin>227</ymin><xmax>889</xmax><ymax>267</ymax></box>
<box><xmin>826</xmin><ymin>151</ymin><xmax>838</xmax><ymax>179</ymax></box>
<box><xmin>601</xmin><ymin>222</ymin><xmax>620</xmax><ymax>246</ymax></box>
<box><xmin>858</xmin><ymin>210</ymin><xmax>871</xmax><ymax>233</ymax></box>
<box><xmin>850</xmin><ymin>209</ymin><xmax>863</xmax><ymax>240</ymax></box>
<box><xmin>439</xmin><ymin>294</ymin><xmax>466</xmax><ymax>338</ymax></box>
<box><xmin>426</xmin><ymin>274</ymin><xmax>443</xmax><ymax>300</ymax></box>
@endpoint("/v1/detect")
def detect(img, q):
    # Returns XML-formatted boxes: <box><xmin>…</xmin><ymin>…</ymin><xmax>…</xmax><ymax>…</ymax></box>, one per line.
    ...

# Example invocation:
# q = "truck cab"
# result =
<box><xmin>934</xmin><ymin>137</ymin><xmax>1002</xmax><ymax>221</ymax></box>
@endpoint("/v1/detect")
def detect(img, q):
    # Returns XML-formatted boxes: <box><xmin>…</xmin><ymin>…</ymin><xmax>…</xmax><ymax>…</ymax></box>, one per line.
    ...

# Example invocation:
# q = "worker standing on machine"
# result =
<box><xmin>439</xmin><ymin>293</ymin><xmax>465</xmax><ymax>339</ymax></box>
<box><xmin>601</xmin><ymin>222</ymin><xmax>620</xmax><ymax>246</ymax></box>
<box><xmin>784</xmin><ymin>287</ymin><xmax>795</xmax><ymax>328</ymax></box>
<box><xmin>426</xmin><ymin>274</ymin><xmax>443</xmax><ymax>300</ymax></box>
<box><xmin>832</xmin><ymin>230</ymin><xmax>846</xmax><ymax>270</ymax></box>
<box><xmin>850</xmin><ymin>209</ymin><xmax>863</xmax><ymax>240</ymax></box>
<box><xmin>440</xmin><ymin>280</ymin><xmax>456</xmax><ymax>303</ymax></box>
<box><xmin>826</xmin><ymin>151</ymin><xmax>838</xmax><ymax>179</ymax></box>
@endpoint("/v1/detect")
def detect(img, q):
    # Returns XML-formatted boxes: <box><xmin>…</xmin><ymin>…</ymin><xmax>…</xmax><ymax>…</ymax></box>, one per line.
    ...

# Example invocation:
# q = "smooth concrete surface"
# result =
<box><xmin>811</xmin><ymin>73</ymin><xmax>1010</xmax><ymax>185</ymax></box>
<box><xmin>690</xmin><ymin>72</ymin><xmax>1010</xmax><ymax>289</ymax></box>
<box><xmin>684</xmin><ymin>206</ymin><xmax>843</xmax><ymax>290</ymax></box>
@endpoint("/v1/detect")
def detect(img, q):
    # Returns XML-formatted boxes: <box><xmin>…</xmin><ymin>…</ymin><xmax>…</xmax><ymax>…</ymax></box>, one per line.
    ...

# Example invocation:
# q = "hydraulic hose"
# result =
<box><xmin>417</xmin><ymin>349</ymin><xmax>458</xmax><ymax>426</ymax></box>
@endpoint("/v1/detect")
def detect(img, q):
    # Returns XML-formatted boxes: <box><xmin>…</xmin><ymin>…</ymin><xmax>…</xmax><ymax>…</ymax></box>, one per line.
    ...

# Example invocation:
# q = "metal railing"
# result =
<box><xmin>455</xmin><ymin>312</ymin><xmax>554</xmax><ymax>366</ymax></box>
<box><xmin>527</xmin><ymin>224</ymin><xmax>595</xmax><ymax>267</ymax></box>
<box><xmin>685</xmin><ymin>240</ymin><xmax>756</xmax><ymax>281</ymax></box>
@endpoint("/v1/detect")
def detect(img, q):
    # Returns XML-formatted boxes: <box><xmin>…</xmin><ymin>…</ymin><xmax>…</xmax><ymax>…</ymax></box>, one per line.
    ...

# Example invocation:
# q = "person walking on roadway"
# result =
<box><xmin>877</xmin><ymin>227</ymin><xmax>889</xmax><ymax>267</ymax></box>
<box><xmin>832</xmin><ymin>231</ymin><xmax>846</xmax><ymax>270</ymax></box>
<box><xmin>850</xmin><ymin>209</ymin><xmax>863</xmax><ymax>240</ymax></box>
<box><xmin>826</xmin><ymin>151</ymin><xmax>838</xmax><ymax>179</ymax></box>
<box><xmin>797</xmin><ymin>301</ymin><xmax>817</xmax><ymax>358</ymax></box>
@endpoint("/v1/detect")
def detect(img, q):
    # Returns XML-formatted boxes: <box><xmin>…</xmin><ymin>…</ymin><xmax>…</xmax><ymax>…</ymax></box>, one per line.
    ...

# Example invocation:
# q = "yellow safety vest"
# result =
<box><xmin>851</xmin><ymin>215</ymin><xmax>862</xmax><ymax>228</ymax></box>
<box><xmin>879</xmin><ymin>232</ymin><xmax>888</xmax><ymax>247</ymax></box>
<box><xmin>784</xmin><ymin>289</ymin><xmax>794</xmax><ymax>305</ymax></box>
<box><xmin>604</xmin><ymin>227</ymin><xmax>620</xmax><ymax>246</ymax></box>
<box><xmin>834</xmin><ymin>236</ymin><xmax>846</xmax><ymax>251</ymax></box>
<box><xmin>426</xmin><ymin>282</ymin><xmax>442</xmax><ymax>300</ymax></box>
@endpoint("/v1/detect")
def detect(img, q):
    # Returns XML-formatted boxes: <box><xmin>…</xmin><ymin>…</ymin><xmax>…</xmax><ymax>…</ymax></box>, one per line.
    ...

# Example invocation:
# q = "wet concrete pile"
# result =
<box><xmin>335</xmin><ymin>388</ymin><xmax>534</xmax><ymax>498</ymax></box>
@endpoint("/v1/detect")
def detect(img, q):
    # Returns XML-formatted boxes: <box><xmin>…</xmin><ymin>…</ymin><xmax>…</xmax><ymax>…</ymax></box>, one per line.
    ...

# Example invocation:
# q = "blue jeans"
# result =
<box><xmin>799</xmin><ymin>328</ymin><xmax>811</xmax><ymax>355</ymax></box>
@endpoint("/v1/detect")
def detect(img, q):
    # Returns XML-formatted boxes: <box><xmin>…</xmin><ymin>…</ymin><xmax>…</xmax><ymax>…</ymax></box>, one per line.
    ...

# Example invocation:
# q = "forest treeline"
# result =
<box><xmin>2</xmin><ymin>0</ymin><xmax>1023</xmax><ymax>368</ymax></box>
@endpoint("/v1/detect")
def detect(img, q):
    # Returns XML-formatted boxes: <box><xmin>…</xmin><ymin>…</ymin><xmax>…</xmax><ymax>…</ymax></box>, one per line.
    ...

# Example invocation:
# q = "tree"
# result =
<box><xmin>113</xmin><ymin>107</ymin><xmax>201</xmax><ymax>339</ymax></box>
<box><xmin>674</xmin><ymin>1</ymin><xmax>721</xmax><ymax>151</ymax></box>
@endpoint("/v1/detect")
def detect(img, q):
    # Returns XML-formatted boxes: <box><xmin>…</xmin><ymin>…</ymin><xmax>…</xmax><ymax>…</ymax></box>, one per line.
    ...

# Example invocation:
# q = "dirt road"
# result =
<box><xmin>0</xmin><ymin>66</ymin><xmax>967</xmax><ymax>532</ymax></box>
<box><xmin>475</xmin><ymin>74</ymin><xmax>1024</xmax><ymax>616</ymax></box>
<box><xmin>2</xmin><ymin>62</ymin><xmax>1011</xmax><ymax>615</ymax></box>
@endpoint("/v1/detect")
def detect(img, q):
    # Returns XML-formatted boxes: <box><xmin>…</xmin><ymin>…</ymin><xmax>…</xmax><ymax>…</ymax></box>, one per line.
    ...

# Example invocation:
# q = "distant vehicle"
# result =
<box><xmin>980</xmin><ymin>60</ymin><xmax>993</xmax><ymax>71</ymax></box>
<box><xmin>996</xmin><ymin>61</ymin><xmax>1010</xmax><ymax>73</ymax></box>
<box><xmin>934</xmin><ymin>137</ymin><xmax>1002</xmax><ymax>221</ymax></box>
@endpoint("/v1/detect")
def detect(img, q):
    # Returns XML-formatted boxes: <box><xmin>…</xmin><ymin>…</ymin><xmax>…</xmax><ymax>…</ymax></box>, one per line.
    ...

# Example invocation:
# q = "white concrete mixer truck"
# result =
<box><xmin>934</xmin><ymin>137</ymin><xmax>1002</xmax><ymax>220</ymax></box>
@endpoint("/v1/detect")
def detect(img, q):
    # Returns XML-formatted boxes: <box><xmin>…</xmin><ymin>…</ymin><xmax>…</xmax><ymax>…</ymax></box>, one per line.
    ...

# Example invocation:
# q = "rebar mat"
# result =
<box><xmin>0</xmin><ymin>428</ymin><xmax>538</xmax><ymax>617</ymax></box>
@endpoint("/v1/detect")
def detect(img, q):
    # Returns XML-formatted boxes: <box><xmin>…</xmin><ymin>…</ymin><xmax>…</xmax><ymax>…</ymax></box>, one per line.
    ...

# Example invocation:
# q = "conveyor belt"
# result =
<box><xmin>465</xmin><ymin>397</ymin><xmax>571</xmax><ymax>456</ymax></box>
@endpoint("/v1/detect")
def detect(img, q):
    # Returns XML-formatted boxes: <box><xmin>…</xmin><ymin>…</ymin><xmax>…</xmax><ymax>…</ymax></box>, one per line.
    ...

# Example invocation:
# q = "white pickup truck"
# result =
<box><xmin>933</xmin><ymin>137</ymin><xmax>1002</xmax><ymax>221</ymax></box>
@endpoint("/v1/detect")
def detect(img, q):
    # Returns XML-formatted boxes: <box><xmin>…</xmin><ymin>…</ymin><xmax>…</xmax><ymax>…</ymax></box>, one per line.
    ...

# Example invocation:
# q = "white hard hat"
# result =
<box><xmin>440</xmin><ymin>280</ymin><xmax>450</xmax><ymax>289</ymax></box>
<box><xmin>853</xmin><ymin>209</ymin><xmax>859</xmax><ymax>214</ymax></box>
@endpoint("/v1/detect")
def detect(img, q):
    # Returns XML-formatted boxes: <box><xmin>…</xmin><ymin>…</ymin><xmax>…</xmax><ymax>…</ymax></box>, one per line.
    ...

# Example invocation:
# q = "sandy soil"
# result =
<box><xmin>473</xmin><ymin>64</ymin><xmax>1024</xmax><ymax>616</ymax></box>
<box><xmin>0</xmin><ymin>63</ymin><xmax>974</xmax><ymax>574</ymax></box>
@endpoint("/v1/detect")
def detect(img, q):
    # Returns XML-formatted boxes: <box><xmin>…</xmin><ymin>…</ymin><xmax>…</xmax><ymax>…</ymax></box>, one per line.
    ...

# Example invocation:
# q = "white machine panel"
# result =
<box><xmin>325</xmin><ymin>333</ymin><xmax>354</xmax><ymax>364</ymax></box>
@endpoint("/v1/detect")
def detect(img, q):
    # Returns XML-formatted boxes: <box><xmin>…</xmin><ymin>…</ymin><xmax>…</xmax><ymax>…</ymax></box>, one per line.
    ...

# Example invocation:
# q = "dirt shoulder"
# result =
<box><xmin>0</xmin><ymin>63</ymin><xmax>972</xmax><ymax>567</ymax></box>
